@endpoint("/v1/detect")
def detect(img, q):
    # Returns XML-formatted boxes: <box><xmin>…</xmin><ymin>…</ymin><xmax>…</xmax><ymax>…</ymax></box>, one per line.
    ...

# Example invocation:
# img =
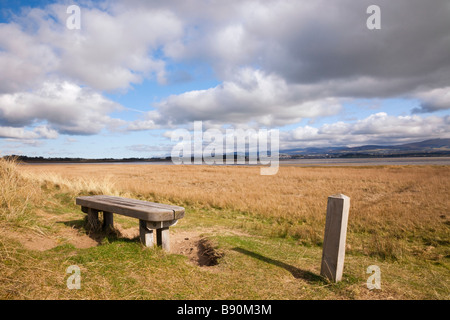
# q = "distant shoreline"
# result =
<box><xmin>17</xmin><ymin>156</ymin><xmax>450</xmax><ymax>166</ymax></box>
<box><xmin>278</xmin><ymin>156</ymin><xmax>450</xmax><ymax>166</ymax></box>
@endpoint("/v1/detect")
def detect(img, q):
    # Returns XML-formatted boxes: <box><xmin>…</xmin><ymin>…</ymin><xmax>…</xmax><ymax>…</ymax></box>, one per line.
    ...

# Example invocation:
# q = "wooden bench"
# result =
<box><xmin>75</xmin><ymin>195</ymin><xmax>185</xmax><ymax>251</ymax></box>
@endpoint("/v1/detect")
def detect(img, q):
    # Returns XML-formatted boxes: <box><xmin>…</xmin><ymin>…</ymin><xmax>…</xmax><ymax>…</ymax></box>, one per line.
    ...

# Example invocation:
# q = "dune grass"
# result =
<box><xmin>0</xmin><ymin>159</ymin><xmax>449</xmax><ymax>299</ymax></box>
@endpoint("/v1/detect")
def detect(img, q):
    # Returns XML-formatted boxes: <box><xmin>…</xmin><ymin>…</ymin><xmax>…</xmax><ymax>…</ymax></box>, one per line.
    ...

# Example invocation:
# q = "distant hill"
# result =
<box><xmin>281</xmin><ymin>138</ymin><xmax>450</xmax><ymax>158</ymax></box>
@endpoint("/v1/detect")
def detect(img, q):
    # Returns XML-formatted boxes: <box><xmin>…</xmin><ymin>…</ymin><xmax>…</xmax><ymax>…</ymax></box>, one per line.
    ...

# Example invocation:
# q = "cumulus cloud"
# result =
<box><xmin>0</xmin><ymin>125</ymin><xmax>57</xmax><ymax>140</ymax></box>
<box><xmin>149</xmin><ymin>68</ymin><xmax>343</xmax><ymax>127</ymax></box>
<box><xmin>0</xmin><ymin>3</ymin><xmax>183</xmax><ymax>93</ymax></box>
<box><xmin>0</xmin><ymin>22</ymin><xmax>58</xmax><ymax>93</ymax></box>
<box><xmin>0</xmin><ymin>81</ymin><xmax>123</xmax><ymax>135</ymax></box>
<box><xmin>126</xmin><ymin>144</ymin><xmax>173</xmax><ymax>155</ymax></box>
<box><xmin>55</xmin><ymin>5</ymin><xmax>183</xmax><ymax>90</ymax></box>
<box><xmin>284</xmin><ymin>113</ymin><xmax>450</xmax><ymax>148</ymax></box>
<box><xmin>412</xmin><ymin>87</ymin><xmax>450</xmax><ymax>113</ymax></box>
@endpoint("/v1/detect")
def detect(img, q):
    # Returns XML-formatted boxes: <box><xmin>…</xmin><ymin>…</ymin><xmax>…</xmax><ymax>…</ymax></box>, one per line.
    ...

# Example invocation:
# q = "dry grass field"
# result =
<box><xmin>20</xmin><ymin>162</ymin><xmax>450</xmax><ymax>257</ymax></box>
<box><xmin>1</xmin><ymin>158</ymin><xmax>449</xmax><ymax>299</ymax></box>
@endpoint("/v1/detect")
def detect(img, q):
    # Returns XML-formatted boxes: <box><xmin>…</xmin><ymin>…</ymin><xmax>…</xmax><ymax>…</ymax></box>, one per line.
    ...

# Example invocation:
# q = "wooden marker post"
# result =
<box><xmin>320</xmin><ymin>194</ymin><xmax>350</xmax><ymax>282</ymax></box>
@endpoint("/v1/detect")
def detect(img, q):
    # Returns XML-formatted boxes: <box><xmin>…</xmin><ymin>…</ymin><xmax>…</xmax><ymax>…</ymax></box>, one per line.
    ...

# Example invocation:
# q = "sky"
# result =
<box><xmin>0</xmin><ymin>0</ymin><xmax>449</xmax><ymax>158</ymax></box>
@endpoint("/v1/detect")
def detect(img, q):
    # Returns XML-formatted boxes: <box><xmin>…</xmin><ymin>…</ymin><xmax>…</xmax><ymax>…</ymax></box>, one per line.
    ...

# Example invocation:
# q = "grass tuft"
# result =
<box><xmin>0</xmin><ymin>157</ymin><xmax>40</xmax><ymax>225</ymax></box>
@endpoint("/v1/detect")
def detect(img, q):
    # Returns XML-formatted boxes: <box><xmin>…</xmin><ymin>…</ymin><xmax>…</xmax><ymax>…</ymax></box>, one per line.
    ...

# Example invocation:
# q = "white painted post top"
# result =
<box><xmin>329</xmin><ymin>194</ymin><xmax>350</xmax><ymax>200</ymax></box>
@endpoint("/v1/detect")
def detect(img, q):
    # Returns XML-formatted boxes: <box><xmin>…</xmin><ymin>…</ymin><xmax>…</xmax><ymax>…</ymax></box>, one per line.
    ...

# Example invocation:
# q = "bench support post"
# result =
<box><xmin>139</xmin><ymin>220</ymin><xmax>154</xmax><ymax>247</ymax></box>
<box><xmin>87</xmin><ymin>208</ymin><xmax>101</xmax><ymax>231</ymax></box>
<box><xmin>102</xmin><ymin>211</ymin><xmax>114</xmax><ymax>230</ymax></box>
<box><xmin>157</xmin><ymin>227</ymin><xmax>170</xmax><ymax>251</ymax></box>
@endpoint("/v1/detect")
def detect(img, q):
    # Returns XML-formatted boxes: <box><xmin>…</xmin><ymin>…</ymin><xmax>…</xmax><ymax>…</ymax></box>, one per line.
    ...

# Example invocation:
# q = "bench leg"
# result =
<box><xmin>87</xmin><ymin>208</ymin><xmax>101</xmax><ymax>231</ymax></box>
<box><xmin>139</xmin><ymin>220</ymin><xmax>154</xmax><ymax>247</ymax></box>
<box><xmin>102</xmin><ymin>211</ymin><xmax>114</xmax><ymax>230</ymax></box>
<box><xmin>156</xmin><ymin>227</ymin><xmax>170</xmax><ymax>252</ymax></box>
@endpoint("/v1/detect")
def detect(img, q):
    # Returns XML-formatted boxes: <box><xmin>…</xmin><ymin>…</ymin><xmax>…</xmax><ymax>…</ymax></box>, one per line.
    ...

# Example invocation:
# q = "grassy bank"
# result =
<box><xmin>1</xmin><ymin>159</ymin><xmax>449</xmax><ymax>299</ymax></box>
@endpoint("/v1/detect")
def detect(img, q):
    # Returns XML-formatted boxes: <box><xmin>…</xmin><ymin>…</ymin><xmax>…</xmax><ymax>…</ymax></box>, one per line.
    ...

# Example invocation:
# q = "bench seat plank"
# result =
<box><xmin>76</xmin><ymin>195</ymin><xmax>185</xmax><ymax>222</ymax></box>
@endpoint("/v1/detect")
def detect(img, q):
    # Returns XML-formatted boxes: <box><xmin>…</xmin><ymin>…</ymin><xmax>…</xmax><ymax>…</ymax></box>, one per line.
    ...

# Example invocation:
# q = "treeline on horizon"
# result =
<box><xmin>2</xmin><ymin>151</ymin><xmax>450</xmax><ymax>164</ymax></box>
<box><xmin>2</xmin><ymin>155</ymin><xmax>171</xmax><ymax>163</ymax></box>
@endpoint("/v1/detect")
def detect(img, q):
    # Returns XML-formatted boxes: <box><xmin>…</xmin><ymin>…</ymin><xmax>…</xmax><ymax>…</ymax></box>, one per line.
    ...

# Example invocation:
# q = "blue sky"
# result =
<box><xmin>0</xmin><ymin>0</ymin><xmax>449</xmax><ymax>158</ymax></box>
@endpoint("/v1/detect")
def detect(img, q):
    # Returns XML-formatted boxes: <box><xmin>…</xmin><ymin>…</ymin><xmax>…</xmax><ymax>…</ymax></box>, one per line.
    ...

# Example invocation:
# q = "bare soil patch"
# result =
<box><xmin>115</xmin><ymin>226</ymin><xmax>225</xmax><ymax>267</ymax></box>
<box><xmin>1</xmin><ymin>208</ymin><xmax>98</xmax><ymax>251</ymax></box>
<box><xmin>1</xmin><ymin>226</ymin><xmax>99</xmax><ymax>251</ymax></box>
<box><xmin>62</xmin><ymin>225</ymin><xmax>99</xmax><ymax>249</ymax></box>
<box><xmin>1</xmin><ymin>227</ymin><xmax>57</xmax><ymax>251</ymax></box>
<box><xmin>171</xmin><ymin>230</ymin><xmax>225</xmax><ymax>267</ymax></box>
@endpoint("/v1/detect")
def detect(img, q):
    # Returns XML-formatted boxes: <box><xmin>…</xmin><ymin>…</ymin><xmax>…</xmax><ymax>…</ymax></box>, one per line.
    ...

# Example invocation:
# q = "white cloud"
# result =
<box><xmin>0</xmin><ymin>22</ymin><xmax>58</xmax><ymax>93</ymax></box>
<box><xmin>149</xmin><ymin>68</ymin><xmax>343</xmax><ymax>127</ymax></box>
<box><xmin>127</xmin><ymin>120</ymin><xmax>159</xmax><ymax>131</ymax></box>
<box><xmin>0</xmin><ymin>127</ymin><xmax>38</xmax><ymax>140</ymax></box>
<box><xmin>0</xmin><ymin>81</ymin><xmax>123</xmax><ymax>135</ymax></box>
<box><xmin>0</xmin><ymin>125</ymin><xmax>58</xmax><ymax>140</ymax></box>
<box><xmin>0</xmin><ymin>3</ymin><xmax>184</xmax><ymax>93</ymax></box>
<box><xmin>284</xmin><ymin>113</ymin><xmax>450</xmax><ymax>148</ymax></box>
<box><xmin>33</xmin><ymin>125</ymin><xmax>59</xmax><ymax>139</ymax></box>
<box><xmin>412</xmin><ymin>87</ymin><xmax>450</xmax><ymax>113</ymax></box>
<box><xmin>54</xmin><ymin>5</ymin><xmax>183</xmax><ymax>90</ymax></box>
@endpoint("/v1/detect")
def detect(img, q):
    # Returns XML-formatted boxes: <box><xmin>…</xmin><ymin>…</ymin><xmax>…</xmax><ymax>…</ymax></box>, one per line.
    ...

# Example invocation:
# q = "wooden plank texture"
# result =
<box><xmin>76</xmin><ymin>195</ymin><xmax>185</xmax><ymax>222</ymax></box>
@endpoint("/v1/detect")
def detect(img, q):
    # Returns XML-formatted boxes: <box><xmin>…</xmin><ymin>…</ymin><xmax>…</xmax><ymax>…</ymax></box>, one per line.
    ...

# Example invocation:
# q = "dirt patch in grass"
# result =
<box><xmin>0</xmin><ymin>212</ymin><xmax>98</xmax><ymax>251</ymax></box>
<box><xmin>170</xmin><ymin>230</ymin><xmax>202</xmax><ymax>263</ymax></box>
<box><xmin>112</xmin><ymin>224</ymin><xmax>202</xmax><ymax>261</ymax></box>
<box><xmin>62</xmin><ymin>225</ymin><xmax>99</xmax><ymax>249</ymax></box>
<box><xmin>196</xmin><ymin>238</ymin><xmax>224</xmax><ymax>266</ymax></box>
<box><xmin>1</xmin><ymin>225</ymin><xmax>98</xmax><ymax>251</ymax></box>
<box><xmin>113</xmin><ymin>227</ymin><xmax>208</xmax><ymax>266</ymax></box>
<box><xmin>170</xmin><ymin>230</ymin><xmax>225</xmax><ymax>267</ymax></box>
<box><xmin>113</xmin><ymin>224</ymin><xmax>226</xmax><ymax>267</ymax></box>
<box><xmin>114</xmin><ymin>223</ymin><xmax>139</xmax><ymax>240</ymax></box>
<box><xmin>1</xmin><ymin>227</ymin><xmax>57</xmax><ymax>251</ymax></box>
